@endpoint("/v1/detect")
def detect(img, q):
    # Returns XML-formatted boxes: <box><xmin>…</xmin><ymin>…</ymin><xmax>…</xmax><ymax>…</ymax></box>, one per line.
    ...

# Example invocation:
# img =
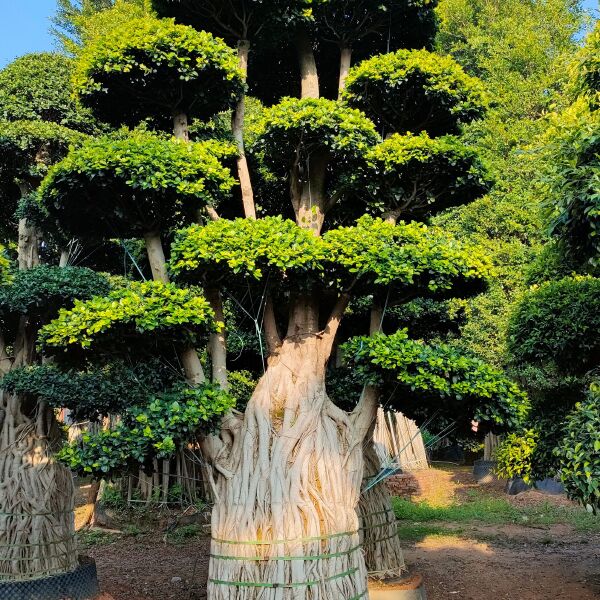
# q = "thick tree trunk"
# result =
<box><xmin>208</xmin><ymin>334</ymin><xmax>368</xmax><ymax>599</ymax></box>
<box><xmin>233</xmin><ymin>41</ymin><xmax>256</xmax><ymax>219</ymax></box>
<box><xmin>295</xmin><ymin>30</ymin><xmax>320</xmax><ymax>99</ymax></box>
<box><xmin>0</xmin><ymin>391</ymin><xmax>77</xmax><ymax>580</ymax></box>
<box><xmin>359</xmin><ymin>437</ymin><xmax>406</xmax><ymax>580</ymax></box>
<box><xmin>338</xmin><ymin>47</ymin><xmax>353</xmax><ymax>97</ymax></box>
<box><xmin>17</xmin><ymin>218</ymin><xmax>40</xmax><ymax>271</ymax></box>
<box><xmin>0</xmin><ymin>211</ymin><xmax>77</xmax><ymax>580</ymax></box>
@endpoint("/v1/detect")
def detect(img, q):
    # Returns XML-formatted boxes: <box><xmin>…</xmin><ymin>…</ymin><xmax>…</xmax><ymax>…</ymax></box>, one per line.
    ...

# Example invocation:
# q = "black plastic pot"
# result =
<box><xmin>0</xmin><ymin>556</ymin><xmax>99</xmax><ymax>600</ymax></box>
<box><xmin>473</xmin><ymin>459</ymin><xmax>497</xmax><ymax>483</ymax></box>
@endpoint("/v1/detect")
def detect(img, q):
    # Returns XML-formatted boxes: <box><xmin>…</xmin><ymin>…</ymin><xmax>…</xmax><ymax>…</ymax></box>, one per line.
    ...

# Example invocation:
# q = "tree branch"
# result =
<box><xmin>263</xmin><ymin>293</ymin><xmax>282</xmax><ymax>356</ymax></box>
<box><xmin>320</xmin><ymin>292</ymin><xmax>350</xmax><ymax>356</ymax></box>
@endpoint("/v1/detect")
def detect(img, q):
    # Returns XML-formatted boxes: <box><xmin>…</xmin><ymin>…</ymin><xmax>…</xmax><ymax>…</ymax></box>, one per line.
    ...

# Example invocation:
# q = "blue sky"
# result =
<box><xmin>0</xmin><ymin>0</ymin><xmax>598</xmax><ymax>68</ymax></box>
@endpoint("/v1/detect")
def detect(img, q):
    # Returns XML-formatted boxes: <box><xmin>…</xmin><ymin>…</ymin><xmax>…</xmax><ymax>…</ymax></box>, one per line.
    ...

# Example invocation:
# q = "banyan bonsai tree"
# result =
<box><xmin>31</xmin><ymin>4</ymin><xmax>531</xmax><ymax>596</ymax></box>
<box><xmin>0</xmin><ymin>53</ymin><xmax>103</xmax><ymax>580</ymax></box>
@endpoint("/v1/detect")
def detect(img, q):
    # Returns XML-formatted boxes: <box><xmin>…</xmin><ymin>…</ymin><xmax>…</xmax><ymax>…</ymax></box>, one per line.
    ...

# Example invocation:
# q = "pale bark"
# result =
<box><xmin>263</xmin><ymin>294</ymin><xmax>282</xmax><ymax>356</ymax></box>
<box><xmin>59</xmin><ymin>250</ymin><xmax>70</xmax><ymax>268</ymax></box>
<box><xmin>143</xmin><ymin>231</ymin><xmax>170</xmax><ymax>284</ymax></box>
<box><xmin>17</xmin><ymin>218</ymin><xmax>40</xmax><ymax>271</ymax></box>
<box><xmin>351</xmin><ymin>305</ymin><xmax>407</xmax><ymax>578</ymax></box>
<box><xmin>0</xmin><ymin>331</ymin><xmax>11</xmax><ymax>375</ymax></box>
<box><xmin>295</xmin><ymin>30</ymin><xmax>320</xmax><ymax>99</ymax></box>
<box><xmin>233</xmin><ymin>40</ymin><xmax>256</xmax><ymax>219</ymax></box>
<box><xmin>338</xmin><ymin>46</ymin><xmax>353</xmax><ymax>97</ymax></box>
<box><xmin>0</xmin><ymin>208</ymin><xmax>76</xmax><ymax>580</ymax></box>
<box><xmin>208</xmin><ymin>333</ymin><xmax>368</xmax><ymax>600</ymax></box>
<box><xmin>293</xmin><ymin>150</ymin><xmax>328</xmax><ymax>235</ymax></box>
<box><xmin>173</xmin><ymin>111</ymin><xmax>190</xmax><ymax>142</ymax></box>
<box><xmin>206</xmin><ymin>288</ymin><xmax>228</xmax><ymax>390</ymax></box>
<box><xmin>142</xmin><ymin>232</ymin><xmax>207</xmax><ymax>385</ymax></box>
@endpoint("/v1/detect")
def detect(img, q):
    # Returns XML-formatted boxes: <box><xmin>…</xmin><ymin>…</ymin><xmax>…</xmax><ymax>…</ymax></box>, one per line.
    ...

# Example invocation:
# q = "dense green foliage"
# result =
<box><xmin>0</xmin><ymin>359</ymin><xmax>179</xmax><ymax>420</ymax></box>
<box><xmin>39</xmin><ymin>281</ymin><xmax>217</xmax><ymax>350</ymax></box>
<box><xmin>0</xmin><ymin>121</ymin><xmax>85</xmax><ymax>182</ymax></box>
<box><xmin>73</xmin><ymin>16</ymin><xmax>245</xmax><ymax>127</ymax></box>
<box><xmin>556</xmin><ymin>386</ymin><xmax>600</xmax><ymax>513</ymax></box>
<box><xmin>39</xmin><ymin>131</ymin><xmax>237</xmax><ymax>238</ymax></box>
<box><xmin>343</xmin><ymin>49</ymin><xmax>487</xmax><ymax>135</ymax></box>
<box><xmin>171</xmin><ymin>216</ymin><xmax>325</xmax><ymax>282</ymax></box>
<box><xmin>343</xmin><ymin>329</ymin><xmax>528</xmax><ymax>434</ymax></box>
<box><xmin>544</xmin><ymin>102</ymin><xmax>600</xmax><ymax>267</ymax></box>
<box><xmin>494</xmin><ymin>429</ymin><xmax>539</xmax><ymax>484</ymax></box>
<box><xmin>507</xmin><ymin>276</ymin><xmax>600</xmax><ymax>373</ymax></box>
<box><xmin>359</xmin><ymin>132</ymin><xmax>489</xmax><ymax>218</ymax></box>
<box><xmin>171</xmin><ymin>215</ymin><xmax>491</xmax><ymax>294</ymax></box>
<box><xmin>0</xmin><ymin>53</ymin><xmax>95</xmax><ymax>132</ymax></box>
<box><xmin>58</xmin><ymin>383</ymin><xmax>235</xmax><ymax>477</ymax></box>
<box><xmin>249</xmin><ymin>97</ymin><xmax>378</xmax><ymax>175</ymax></box>
<box><xmin>0</xmin><ymin>265</ymin><xmax>110</xmax><ymax>319</ymax></box>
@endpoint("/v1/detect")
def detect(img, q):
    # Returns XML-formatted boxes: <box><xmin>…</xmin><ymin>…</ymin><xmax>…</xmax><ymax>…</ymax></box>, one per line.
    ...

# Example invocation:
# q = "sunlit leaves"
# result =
<box><xmin>357</xmin><ymin>132</ymin><xmax>489</xmax><ymax>217</ymax></box>
<box><xmin>171</xmin><ymin>215</ymin><xmax>491</xmax><ymax>295</ymax></box>
<box><xmin>73</xmin><ymin>16</ymin><xmax>245</xmax><ymax>127</ymax></box>
<box><xmin>39</xmin><ymin>280</ymin><xmax>217</xmax><ymax>350</ymax></box>
<box><xmin>344</xmin><ymin>48</ymin><xmax>487</xmax><ymax>136</ymax></box>
<box><xmin>343</xmin><ymin>329</ymin><xmax>529</xmax><ymax>432</ymax></box>
<box><xmin>38</xmin><ymin>130</ymin><xmax>237</xmax><ymax>239</ymax></box>
<box><xmin>248</xmin><ymin>97</ymin><xmax>378</xmax><ymax>175</ymax></box>
<box><xmin>58</xmin><ymin>383</ymin><xmax>235</xmax><ymax>477</ymax></box>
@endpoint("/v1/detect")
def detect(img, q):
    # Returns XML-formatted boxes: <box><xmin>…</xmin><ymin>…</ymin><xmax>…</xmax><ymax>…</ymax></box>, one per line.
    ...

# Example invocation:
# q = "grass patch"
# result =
<box><xmin>392</xmin><ymin>489</ymin><xmax>600</xmax><ymax>532</ymax></box>
<box><xmin>396</xmin><ymin>523</ymin><xmax>465</xmax><ymax>542</ymax></box>
<box><xmin>166</xmin><ymin>524</ymin><xmax>202</xmax><ymax>545</ymax></box>
<box><xmin>77</xmin><ymin>529</ymin><xmax>121</xmax><ymax>548</ymax></box>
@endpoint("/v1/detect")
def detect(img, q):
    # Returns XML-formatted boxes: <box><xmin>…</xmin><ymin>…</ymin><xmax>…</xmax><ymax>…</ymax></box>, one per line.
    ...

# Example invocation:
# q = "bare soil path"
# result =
<box><xmin>79</xmin><ymin>467</ymin><xmax>600</xmax><ymax>599</ymax></box>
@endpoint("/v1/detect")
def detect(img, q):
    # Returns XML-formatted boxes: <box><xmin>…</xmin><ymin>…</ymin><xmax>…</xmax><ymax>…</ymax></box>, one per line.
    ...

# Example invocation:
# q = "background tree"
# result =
<box><xmin>496</xmin><ymin>24</ymin><xmax>600</xmax><ymax>512</ymax></box>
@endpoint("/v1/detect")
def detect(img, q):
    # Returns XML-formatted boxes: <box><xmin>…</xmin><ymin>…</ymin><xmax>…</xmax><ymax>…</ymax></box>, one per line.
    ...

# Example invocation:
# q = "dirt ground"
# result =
<box><xmin>80</xmin><ymin>467</ymin><xmax>600</xmax><ymax>600</ymax></box>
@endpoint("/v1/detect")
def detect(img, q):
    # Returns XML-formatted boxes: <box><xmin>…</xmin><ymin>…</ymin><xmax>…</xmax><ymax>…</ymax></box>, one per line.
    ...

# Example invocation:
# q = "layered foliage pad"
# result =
<box><xmin>171</xmin><ymin>215</ymin><xmax>491</xmax><ymax>294</ymax></box>
<box><xmin>0</xmin><ymin>53</ymin><xmax>95</xmax><ymax>133</ymax></box>
<box><xmin>358</xmin><ymin>132</ymin><xmax>489</xmax><ymax>217</ymax></box>
<box><xmin>343</xmin><ymin>49</ymin><xmax>487</xmax><ymax>135</ymax></box>
<box><xmin>39</xmin><ymin>281</ymin><xmax>217</xmax><ymax>351</ymax></box>
<box><xmin>324</xmin><ymin>216</ymin><xmax>490</xmax><ymax>293</ymax></box>
<box><xmin>507</xmin><ymin>276</ymin><xmax>600</xmax><ymax>374</ymax></box>
<box><xmin>249</xmin><ymin>97</ymin><xmax>378</xmax><ymax>176</ymax></box>
<box><xmin>343</xmin><ymin>329</ymin><xmax>528</xmax><ymax>434</ymax></box>
<box><xmin>0</xmin><ymin>121</ymin><xmax>85</xmax><ymax>182</ymax></box>
<box><xmin>556</xmin><ymin>385</ymin><xmax>600</xmax><ymax>513</ymax></box>
<box><xmin>0</xmin><ymin>265</ymin><xmax>110</xmax><ymax>320</ymax></box>
<box><xmin>58</xmin><ymin>383</ymin><xmax>235</xmax><ymax>477</ymax></box>
<box><xmin>171</xmin><ymin>216</ymin><xmax>325</xmax><ymax>282</ymax></box>
<box><xmin>39</xmin><ymin>131</ymin><xmax>237</xmax><ymax>239</ymax></box>
<box><xmin>0</xmin><ymin>359</ymin><xmax>180</xmax><ymax>421</ymax></box>
<box><xmin>73</xmin><ymin>16</ymin><xmax>245</xmax><ymax>127</ymax></box>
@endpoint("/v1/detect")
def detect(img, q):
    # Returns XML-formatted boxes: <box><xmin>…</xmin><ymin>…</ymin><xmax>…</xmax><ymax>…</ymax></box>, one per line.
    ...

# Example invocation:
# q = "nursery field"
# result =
<box><xmin>76</xmin><ymin>467</ymin><xmax>600</xmax><ymax>600</ymax></box>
